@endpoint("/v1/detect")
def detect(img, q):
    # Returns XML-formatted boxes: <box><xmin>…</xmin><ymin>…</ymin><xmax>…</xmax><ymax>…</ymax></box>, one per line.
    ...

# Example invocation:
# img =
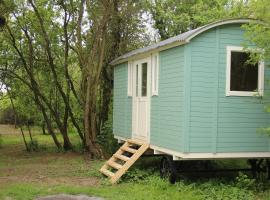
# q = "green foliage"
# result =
<box><xmin>0</xmin><ymin>106</ymin><xmax>14</xmax><ymax>124</ymax></box>
<box><xmin>198</xmin><ymin>181</ymin><xmax>254</xmax><ymax>200</ymax></box>
<box><xmin>97</xmin><ymin>119</ymin><xmax>118</xmax><ymax>155</ymax></box>
<box><xmin>0</xmin><ymin>94</ymin><xmax>13</xmax><ymax>124</ymax></box>
<box><xmin>0</xmin><ymin>134</ymin><xmax>2</xmax><ymax>148</ymax></box>
<box><xmin>72</xmin><ymin>142</ymin><xmax>85</xmax><ymax>153</ymax></box>
<box><xmin>121</xmin><ymin>168</ymin><xmax>156</xmax><ymax>183</ymax></box>
<box><xmin>149</xmin><ymin>0</ymin><xmax>249</xmax><ymax>40</ymax></box>
<box><xmin>0</xmin><ymin>131</ymin><xmax>269</xmax><ymax>200</ymax></box>
<box><xmin>241</xmin><ymin>0</ymin><xmax>270</xmax><ymax>138</ymax></box>
<box><xmin>243</xmin><ymin>0</ymin><xmax>270</xmax><ymax>61</ymax></box>
<box><xmin>27</xmin><ymin>139</ymin><xmax>46</xmax><ymax>152</ymax></box>
<box><xmin>235</xmin><ymin>172</ymin><xmax>256</xmax><ymax>190</ymax></box>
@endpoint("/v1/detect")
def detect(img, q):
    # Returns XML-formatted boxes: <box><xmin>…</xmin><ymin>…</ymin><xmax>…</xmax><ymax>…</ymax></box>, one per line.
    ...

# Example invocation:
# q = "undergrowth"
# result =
<box><xmin>0</xmin><ymin>134</ymin><xmax>2</xmax><ymax>148</ymax></box>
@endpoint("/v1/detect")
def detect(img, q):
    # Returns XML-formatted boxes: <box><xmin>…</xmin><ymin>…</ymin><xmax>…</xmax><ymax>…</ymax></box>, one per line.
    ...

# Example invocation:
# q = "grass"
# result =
<box><xmin>0</xmin><ymin>125</ymin><xmax>270</xmax><ymax>200</ymax></box>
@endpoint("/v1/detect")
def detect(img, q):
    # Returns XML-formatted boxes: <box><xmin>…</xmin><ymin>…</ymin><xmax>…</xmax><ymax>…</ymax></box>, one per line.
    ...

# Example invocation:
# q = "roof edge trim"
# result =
<box><xmin>111</xmin><ymin>18</ymin><xmax>255</xmax><ymax>66</ymax></box>
<box><xmin>185</xmin><ymin>19</ymin><xmax>254</xmax><ymax>42</ymax></box>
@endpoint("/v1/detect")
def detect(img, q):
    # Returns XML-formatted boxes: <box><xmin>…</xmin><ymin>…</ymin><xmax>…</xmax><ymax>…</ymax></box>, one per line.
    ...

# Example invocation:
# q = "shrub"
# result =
<box><xmin>97</xmin><ymin>119</ymin><xmax>118</xmax><ymax>155</ymax></box>
<box><xmin>0</xmin><ymin>106</ymin><xmax>15</xmax><ymax>124</ymax></box>
<box><xmin>199</xmin><ymin>183</ymin><xmax>254</xmax><ymax>200</ymax></box>
<box><xmin>73</xmin><ymin>142</ymin><xmax>85</xmax><ymax>153</ymax></box>
<box><xmin>121</xmin><ymin>168</ymin><xmax>155</xmax><ymax>183</ymax></box>
<box><xmin>235</xmin><ymin>172</ymin><xmax>256</xmax><ymax>190</ymax></box>
<box><xmin>27</xmin><ymin>140</ymin><xmax>46</xmax><ymax>152</ymax></box>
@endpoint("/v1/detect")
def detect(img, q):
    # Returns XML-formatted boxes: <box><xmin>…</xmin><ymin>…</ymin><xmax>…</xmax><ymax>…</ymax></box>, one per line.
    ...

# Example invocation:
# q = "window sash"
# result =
<box><xmin>226</xmin><ymin>46</ymin><xmax>264</xmax><ymax>97</ymax></box>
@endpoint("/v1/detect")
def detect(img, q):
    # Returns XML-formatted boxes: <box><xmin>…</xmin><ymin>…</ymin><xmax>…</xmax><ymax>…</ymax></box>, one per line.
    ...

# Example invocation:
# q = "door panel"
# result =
<box><xmin>132</xmin><ymin>58</ymin><xmax>150</xmax><ymax>141</ymax></box>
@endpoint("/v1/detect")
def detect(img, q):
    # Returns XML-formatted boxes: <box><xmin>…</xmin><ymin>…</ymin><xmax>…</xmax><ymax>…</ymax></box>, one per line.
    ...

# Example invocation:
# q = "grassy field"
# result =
<box><xmin>0</xmin><ymin>125</ymin><xmax>270</xmax><ymax>200</ymax></box>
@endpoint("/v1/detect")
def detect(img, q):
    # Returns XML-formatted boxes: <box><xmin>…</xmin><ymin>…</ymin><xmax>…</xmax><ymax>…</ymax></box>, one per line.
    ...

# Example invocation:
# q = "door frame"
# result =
<box><xmin>131</xmin><ymin>56</ymin><xmax>151</xmax><ymax>143</ymax></box>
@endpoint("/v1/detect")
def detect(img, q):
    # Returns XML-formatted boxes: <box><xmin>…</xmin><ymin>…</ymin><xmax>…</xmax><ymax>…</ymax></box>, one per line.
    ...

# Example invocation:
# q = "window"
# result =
<box><xmin>141</xmin><ymin>62</ymin><xmax>148</xmax><ymax>96</ymax></box>
<box><xmin>127</xmin><ymin>61</ymin><xmax>133</xmax><ymax>96</ymax></box>
<box><xmin>151</xmin><ymin>53</ymin><xmax>159</xmax><ymax>96</ymax></box>
<box><xmin>226</xmin><ymin>46</ymin><xmax>264</xmax><ymax>96</ymax></box>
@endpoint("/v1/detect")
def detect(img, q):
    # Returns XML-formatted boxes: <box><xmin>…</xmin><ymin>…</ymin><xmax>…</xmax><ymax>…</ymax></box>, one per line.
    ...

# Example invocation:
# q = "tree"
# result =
<box><xmin>0</xmin><ymin>0</ymin><xmax>81</xmax><ymax>150</ymax></box>
<box><xmin>0</xmin><ymin>0</ymin><xmax>149</xmax><ymax>156</ymax></box>
<box><xmin>243</xmin><ymin>0</ymin><xmax>270</xmax><ymax>61</ymax></box>
<box><xmin>242</xmin><ymin>0</ymin><xmax>270</xmax><ymax>136</ymax></box>
<box><xmin>150</xmin><ymin>0</ymin><xmax>248</xmax><ymax>40</ymax></box>
<box><xmin>74</xmin><ymin>0</ymin><xmax>150</xmax><ymax>157</ymax></box>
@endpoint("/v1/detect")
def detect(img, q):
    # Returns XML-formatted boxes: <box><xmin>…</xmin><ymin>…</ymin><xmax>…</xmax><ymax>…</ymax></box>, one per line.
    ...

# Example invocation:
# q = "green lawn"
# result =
<box><xmin>0</xmin><ymin>126</ymin><xmax>270</xmax><ymax>200</ymax></box>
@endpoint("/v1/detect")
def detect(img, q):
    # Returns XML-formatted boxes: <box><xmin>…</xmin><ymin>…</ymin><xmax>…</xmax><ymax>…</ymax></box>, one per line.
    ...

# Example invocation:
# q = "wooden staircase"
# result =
<box><xmin>99</xmin><ymin>139</ymin><xmax>149</xmax><ymax>184</ymax></box>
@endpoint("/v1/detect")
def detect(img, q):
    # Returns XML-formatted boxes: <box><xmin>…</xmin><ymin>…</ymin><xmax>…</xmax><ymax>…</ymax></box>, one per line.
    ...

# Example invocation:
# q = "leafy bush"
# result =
<box><xmin>0</xmin><ymin>106</ymin><xmax>15</xmax><ymax>124</ymax></box>
<box><xmin>198</xmin><ymin>182</ymin><xmax>254</xmax><ymax>200</ymax></box>
<box><xmin>73</xmin><ymin>142</ymin><xmax>85</xmax><ymax>153</ymax></box>
<box><xmin>121</xmin><ymin>168</ymin><xmax>156</xmax><ymax>183</ymax></box>
<box><xmin>27</xmin><ymin>140</ymin><xmax>46</xmax><ymax>152</ymax></box>
<box><xmin>97</xmin><ymin>119</ymin><xmax>118</xmax><ymax>155</ymax></box>
<box><xmin>235</xmin><ymin>172</ymin><xmax>256</xmax><ymax>190</ymax></box>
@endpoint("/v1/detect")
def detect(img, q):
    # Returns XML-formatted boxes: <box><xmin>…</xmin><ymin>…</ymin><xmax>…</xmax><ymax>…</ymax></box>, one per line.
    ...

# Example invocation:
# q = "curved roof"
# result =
<box><xmin>111</xmin><ymin>18</ymin><xmax>254</xmax><ymax>65</ymax></box>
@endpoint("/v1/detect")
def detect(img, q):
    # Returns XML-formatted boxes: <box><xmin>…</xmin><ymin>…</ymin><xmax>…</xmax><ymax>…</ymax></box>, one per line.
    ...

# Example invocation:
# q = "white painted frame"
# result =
<box><xmin>226</xmin><ymin>46</ymin><xmax>264</xmax><ymax>97</ymax></box>
<box><xmin>115</xmin><ymin>135</ymin><xmax>270</xmax><ymax>160</ymax></box>
<box><xmin>131</xmin><ymin>57</ymin><xmax>151</xmax><ymax>143</ymax></box>
<box><xmin>151</xmin><ymin>53</ymin><xmax>159</xmax><ymax>96</ymax></box>
<box><xmin>127</xmin><ymin>61</ymin><xmax>133</xmax><ymax>97</ymax></box>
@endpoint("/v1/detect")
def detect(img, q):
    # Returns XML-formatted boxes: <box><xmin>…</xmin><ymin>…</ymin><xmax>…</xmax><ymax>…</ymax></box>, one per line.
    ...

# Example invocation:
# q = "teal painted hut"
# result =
<box><xmin>111</xmin><ymin>19</ymin><xmax>270</xmax><ymax>160</ymax></box>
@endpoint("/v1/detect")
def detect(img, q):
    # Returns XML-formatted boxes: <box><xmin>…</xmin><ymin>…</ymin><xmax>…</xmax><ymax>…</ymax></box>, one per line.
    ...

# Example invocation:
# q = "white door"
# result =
<box><xmin>132</xmin><ymin>58</ymin><xmax>150</xmax><ymax>141</ymax></box>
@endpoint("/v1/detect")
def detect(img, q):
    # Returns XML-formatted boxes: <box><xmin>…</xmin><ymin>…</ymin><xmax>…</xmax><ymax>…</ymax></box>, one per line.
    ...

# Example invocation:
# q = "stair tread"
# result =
<box><xmin>107</xmin><ymin>160</ymin><xmax>123</xmax><ymax>170</ymax></box>
<box><xmin>121</xmin><ymin>146</ymin><xmax>137</xmax><ymax>154</ymax></box>
<box><xmin>127</xmin><ymin>139</ymin><xmax>143</xmax><ymax>145</ymax></box>
<box><xmin>100</xmin><ymin>141</ymin><xmax>149</xmax><ymax>184</ymax></box>
<box><xmin>114</xmin><ymin>154</ymin><xmax>130</xmax><ymax>162</ymax></box>
<box><xmin>100</xmin><ymin>168</ymin><xmax>115</xmax><ymax>177</ymax></box>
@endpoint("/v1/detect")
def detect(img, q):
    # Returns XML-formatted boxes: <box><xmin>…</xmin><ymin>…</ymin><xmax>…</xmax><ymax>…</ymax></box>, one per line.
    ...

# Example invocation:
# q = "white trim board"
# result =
<box><xmin>114</xmin><ymin>135</ymin><xmax>270</xmax><ymax>160</ymax></box>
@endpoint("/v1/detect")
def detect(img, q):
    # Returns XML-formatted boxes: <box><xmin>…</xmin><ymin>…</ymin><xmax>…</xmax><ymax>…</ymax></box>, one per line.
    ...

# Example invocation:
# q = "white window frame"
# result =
<box><xmin>127</xmin><ymin>61</ymin><xmax>133</xmax><ymax>97</ymax></box>
<box><xmin>226</xmin><ymin>46</ymin><xmax>264</xmax><ymax>97</ymax></box>
<box><xmin>151</xmin><ymin>53</ymin><xmax>159</xmax><ymax>96</ymax></box>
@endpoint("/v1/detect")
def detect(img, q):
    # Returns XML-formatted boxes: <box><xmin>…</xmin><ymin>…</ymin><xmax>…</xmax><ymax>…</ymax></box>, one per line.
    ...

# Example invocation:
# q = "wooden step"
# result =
<box><xmin>114</xmin><ymin>154</ymin><xmax>130</xmax><ymax>162</ymax></box>
<box><xmin>100</xmin><ymin>168</ymin><xmax>115</xmax><ymax>177</ymax></box>
<box><xmin>127</xmin><ymin>139</ymin><xmax>143</xmax><ymax>146</ymax></box>
<box><xmin>107</xmin><ymin>160</ymin><xmax>122</xmax><ymax>170</ymax></box>
<box><xmin>100</xmin><ymin>140</ymin><xmax>149</xmax><ymax>184</ymax></box>
<box><xmin>121</xmin><ymin>146</ymin><xmax>137</xmax><ymax>154</ymax></box>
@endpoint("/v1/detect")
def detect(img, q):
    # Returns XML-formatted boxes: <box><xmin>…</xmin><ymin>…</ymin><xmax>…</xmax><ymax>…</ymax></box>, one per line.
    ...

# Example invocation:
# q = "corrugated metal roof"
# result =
<box><xmin>111</xmin><ymin>18</ymin><xmax>254</xmax><ymax>65</ymax></box>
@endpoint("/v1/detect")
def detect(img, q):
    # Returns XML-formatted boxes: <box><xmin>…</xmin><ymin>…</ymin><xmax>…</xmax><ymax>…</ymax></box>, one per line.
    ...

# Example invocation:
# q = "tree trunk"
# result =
<box><xmin>27</xmin><ymin>124</ymin><xmax>33</xmax><ymax>143</ymax></box>
<box><xmin>42</xmin><ymin>122</ymin><xmax>47</xmax><ymax>135</ymax></box>
<box><xmin>20</xmin><ymin>127</ymin><xmax>29</xmax><ymax>152</ymax></box>
<box><xmin>83</xmin><ymin>77</ymin><xmax>103</xmax><ymax>158</ymax></box>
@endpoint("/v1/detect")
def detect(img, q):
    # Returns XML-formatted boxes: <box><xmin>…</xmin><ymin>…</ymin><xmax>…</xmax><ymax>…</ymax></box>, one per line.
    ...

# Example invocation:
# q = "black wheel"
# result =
<box><xmin>248</xmin><ymin>159</ymin><xmax>258</xmax><ymax>178</ymax></box>
<box><xmin>160</xmin><ymin>156</ymin><xmax>177</xmax><ymax>184</ymax></box>
<box><xmin>267</xmin><ymin>159</ymin><xmax>270</xmax><ymax>180</ymax></box>
<box><xmin>248</xmin><ymin>159</ymin><xmax>269</xmax><ymax>179</ymax></box>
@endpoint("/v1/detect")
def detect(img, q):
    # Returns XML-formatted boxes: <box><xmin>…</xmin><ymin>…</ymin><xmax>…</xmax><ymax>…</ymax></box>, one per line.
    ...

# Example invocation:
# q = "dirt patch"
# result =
<box><xmin>0</xmin><ymin>133</ymin><xmax>103</xmax><ymax>188</ymax></box>
<box><xmin>36</xmin><ymin>194</ymin><xmax>104</xmax><ymax>200</ymax></box>
<box><xmin>0</xmin><ymin>176</ymin><xmax>100</xmax><ymax>186</ymax></box>
<box><xmin>0</xmin><ymin>124</ymin><xmax>20</xmax><ymax>135</ymax></box>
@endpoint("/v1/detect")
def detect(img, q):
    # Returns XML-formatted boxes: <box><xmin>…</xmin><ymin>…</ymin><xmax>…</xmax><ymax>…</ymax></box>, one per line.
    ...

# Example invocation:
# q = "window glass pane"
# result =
<box><xmin>136</xmin><ymin>64</ymin><xmax>139</xmax><ymax>97</ymax></box>
<box><xmin>230</xmin><ymin>52</ymin><xmax>258</xmax><ymax>92</ymax></box>
<box><xmin>142</xmin><ymin>62</ymin><xmax>147</xmax><ymax>96</ymax></box>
